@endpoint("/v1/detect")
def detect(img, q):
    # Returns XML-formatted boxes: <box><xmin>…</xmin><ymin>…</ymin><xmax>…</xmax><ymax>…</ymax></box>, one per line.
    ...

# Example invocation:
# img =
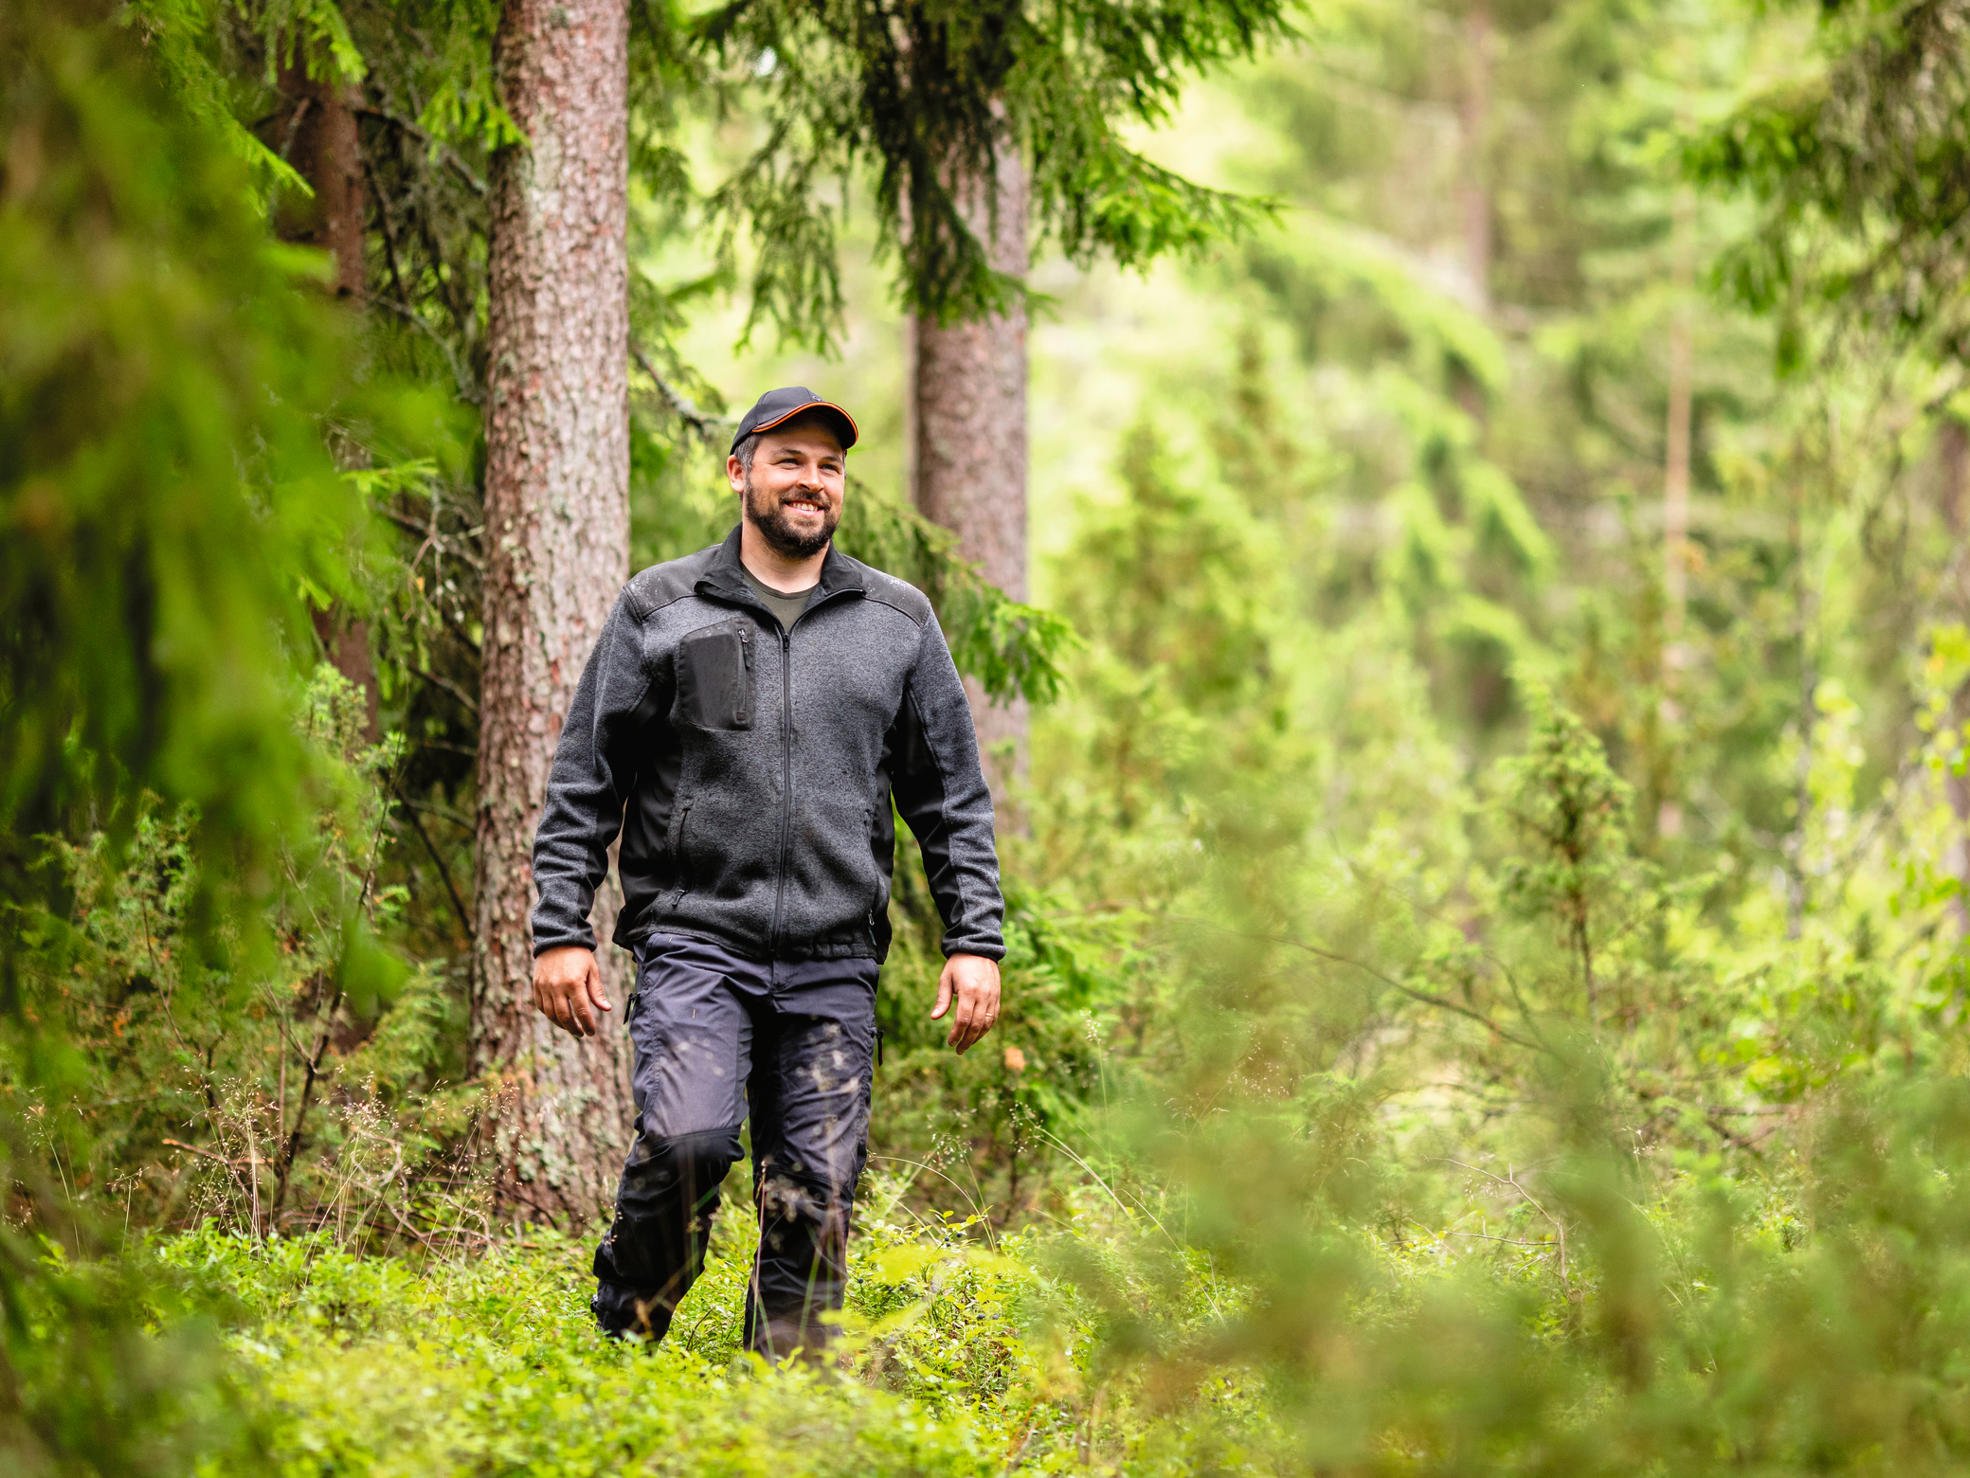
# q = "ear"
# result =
<box><xmin>725</xmin><ymin>454</ymin><xmax>746</xmax><ymax>494</ymax></box>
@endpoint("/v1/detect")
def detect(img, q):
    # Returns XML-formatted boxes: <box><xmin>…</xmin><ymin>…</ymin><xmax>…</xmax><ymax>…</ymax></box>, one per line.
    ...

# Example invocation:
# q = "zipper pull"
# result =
<box><xmin>739</xmin><ymin>626</ymin><xmax>754</xmax><ymax>666</ymax></box>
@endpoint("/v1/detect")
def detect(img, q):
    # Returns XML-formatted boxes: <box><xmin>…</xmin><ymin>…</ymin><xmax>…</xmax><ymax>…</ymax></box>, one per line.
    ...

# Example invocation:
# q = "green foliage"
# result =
<box><xmin>697</xmin><ymin>0</ymin><xmax>1295</xmax><ymax>338</ymax></box>
<box><xmin>0</xmin><ymin>0</ymin><xmax>371</xmax><ymax>974</ymax></box>
<box><xmin>1</xmin><ymin>1240</ymin><xmax>266</xmax><ymax>1476</ymax></box>
<box><xmin>143</xmin><ymin>1174</ymin><xmax>1258</xmax><ymax>1473</ymax></box>
<box><xmin>1688</xmin><ymin>0</ymin><xmax>1970</xmax><ymax>350</ymax></box>
<box><xmin>1493</xmin><ymin>687</ymin><xmax>1654</xmax><ymax>1019</ymax></box>
<box><xmin>7</xmin><ymin>668</ymin><xmax>463</xmax><ymax>1241</ymax></box>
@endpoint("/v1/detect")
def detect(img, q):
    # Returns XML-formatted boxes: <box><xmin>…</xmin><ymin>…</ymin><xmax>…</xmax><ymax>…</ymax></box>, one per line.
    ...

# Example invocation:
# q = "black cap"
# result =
<box><xmin>729</xmin><ymin>386</ymin><xmax>859</xmax><ymax>455</ymax></box>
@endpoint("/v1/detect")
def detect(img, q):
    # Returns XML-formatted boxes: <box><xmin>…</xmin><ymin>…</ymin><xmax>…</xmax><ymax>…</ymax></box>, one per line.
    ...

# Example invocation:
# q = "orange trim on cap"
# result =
<box><xmin>752</xmin><ymin>400</ymin><xmax>859</xmax><ymax>445</ymax></box>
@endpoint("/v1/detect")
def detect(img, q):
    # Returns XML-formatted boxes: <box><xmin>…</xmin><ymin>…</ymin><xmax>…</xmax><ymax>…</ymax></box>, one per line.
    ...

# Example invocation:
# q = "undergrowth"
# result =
<box><xmin>147</xmin><ymin>1173</ymin><xmax>1265</xmax><ymax>1476</ymax></box>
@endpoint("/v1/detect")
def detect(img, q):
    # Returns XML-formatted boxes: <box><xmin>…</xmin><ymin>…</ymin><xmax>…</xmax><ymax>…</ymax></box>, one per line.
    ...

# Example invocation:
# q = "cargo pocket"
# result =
<box><xmin>676</xmin><ymin>620</ymin><xmax>755</xmax><ymax>730</ymax></box>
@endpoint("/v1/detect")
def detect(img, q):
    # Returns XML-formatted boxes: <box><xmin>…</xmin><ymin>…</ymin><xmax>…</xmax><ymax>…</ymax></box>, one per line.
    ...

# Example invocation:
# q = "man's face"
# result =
<box><xmin>729</xmin><ymin>416</ymin><xmax>846</xmax><ymax>559</ymax></box>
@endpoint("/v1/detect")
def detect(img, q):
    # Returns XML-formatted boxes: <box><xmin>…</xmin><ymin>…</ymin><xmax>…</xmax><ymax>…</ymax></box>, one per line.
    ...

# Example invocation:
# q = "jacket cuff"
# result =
<box><xmin>941</xmin><ymin>935</ymin><xmax>1005</xmax><ymax>962</ymax></box>
<box><xmin>530</xmin><ymin>920</ymin><xmax>597</xmax><ymax>957</ymax></box>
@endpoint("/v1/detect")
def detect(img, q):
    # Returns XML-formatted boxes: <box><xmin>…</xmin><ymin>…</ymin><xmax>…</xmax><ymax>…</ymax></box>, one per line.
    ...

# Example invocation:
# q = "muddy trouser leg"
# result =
<box><xmin>592</xmin><ymin>933</ymin><xmax>762</xmax><ymax>1341</ymax></box>
<box><xmin>743</xmin><ymin>956</ymin><xmax>880</xmax><ymax>1359</ymax></box>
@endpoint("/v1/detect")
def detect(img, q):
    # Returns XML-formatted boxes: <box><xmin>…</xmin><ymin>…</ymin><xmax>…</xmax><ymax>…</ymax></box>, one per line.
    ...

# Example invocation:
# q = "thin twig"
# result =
<box><xmin>406</xmin><ymin>663</ymin><xmax>479</xmax><ymax>716</ymax></box>
<box><xmin>1170</xmin><ymin>915</ymin><xmax>1551</xmax><ymax>1054</ymax></box>
<box><xmin>630</xmin><ymin>339</ymin><xmax>729</xmax><ymax>444</ymax></box>
<box><xmin>353</xmin><ymin>103</ymin><xmax>488</xmax><ymax>196</ymax></box>
<box><xmin>162</xmin><ymin>1138</ymin><xmax>238</xmax><ymax>1168</ymax></box>
<box><xmin>390</xmin><ymin>775</ymin><xmax>473</xmax><ymax>940</ymax></box>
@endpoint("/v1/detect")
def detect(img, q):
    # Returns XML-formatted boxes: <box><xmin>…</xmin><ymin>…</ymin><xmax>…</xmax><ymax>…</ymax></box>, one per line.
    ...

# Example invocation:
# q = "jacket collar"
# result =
<box><xmin>696</xmin><ymin>522</ymin><xmax>865</xmax><ymax>606</ymax></box>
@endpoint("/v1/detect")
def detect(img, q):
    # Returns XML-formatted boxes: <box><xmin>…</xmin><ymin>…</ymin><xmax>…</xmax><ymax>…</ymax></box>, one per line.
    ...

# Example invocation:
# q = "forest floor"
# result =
<box><xmin>155</xmin><ymin>1178</ymin><xmax>1250</xmax><ymax>1476</ymax></box>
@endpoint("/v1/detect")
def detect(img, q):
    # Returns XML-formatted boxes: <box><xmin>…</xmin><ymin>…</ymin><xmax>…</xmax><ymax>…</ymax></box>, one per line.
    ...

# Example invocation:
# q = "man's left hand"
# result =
<box><xmin>930</xmin><ymin>953</ymin><xmax>1001</xmax><ymax>1055</ymax></box>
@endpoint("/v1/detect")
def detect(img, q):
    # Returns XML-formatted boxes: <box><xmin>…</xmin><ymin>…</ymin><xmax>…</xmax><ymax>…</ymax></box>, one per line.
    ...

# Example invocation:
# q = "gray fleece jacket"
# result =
<box><xmin>529</xmin><ymin>524</ymin><xmax>1005</xmax><ymax>964</ymax></box>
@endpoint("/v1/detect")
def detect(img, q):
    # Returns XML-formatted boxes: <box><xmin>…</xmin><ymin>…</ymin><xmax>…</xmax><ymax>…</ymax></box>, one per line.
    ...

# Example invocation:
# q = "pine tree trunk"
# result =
<box><xmin>473</xmin><ymin>0</ymin><xmax>633</xmax><ymax>1224</ymax></box>
<box><xmin>1657</xmin><ymin>189</ymin><xmax>1695</xmax><ymax>840</ymax></box>
<box><xmin>1457</xmin><ymin>0</ymin><xmax>1492</xmax><ymax>312</ymax></box>
<box><xmin>274</xmin><ymin>56</ymin><xmax>380</xmax><ymax>740</ymax></box>
<box><xmin>911</xmin><ymin>132</ymin><xmax>1029</xmax><ymax>802</ymax></box>
<box><xmin>1939</xmin><ymin>419</ymin><xmax>1970</xmax><ymax>936</ymax></box>
<box><xmin>1452</xmin><ymin>0</ymin><xmax>1492</xmax><ymax>422</ymax></box>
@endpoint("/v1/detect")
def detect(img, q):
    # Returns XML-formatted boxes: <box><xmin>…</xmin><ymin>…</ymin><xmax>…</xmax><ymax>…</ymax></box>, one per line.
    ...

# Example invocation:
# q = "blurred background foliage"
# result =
<box><xmin>14</xmin><ymin>0</ymin><xmax>1970</xmax><ymax>1471</ymax></box>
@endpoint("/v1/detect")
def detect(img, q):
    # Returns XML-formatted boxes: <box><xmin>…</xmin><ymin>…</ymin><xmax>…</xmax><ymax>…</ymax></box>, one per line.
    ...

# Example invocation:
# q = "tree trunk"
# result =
<box><xmin>1657</xmin><ymin>188</ymin><xmax>1694</xmax><ymax>840</ymax></box>
<box><xmin>911</xmin><ymin>130</ymin><xmax>1030</xmax><ymax>802</ymax></box>
<box><xmin>1451</xmin><ymin>0</ymin><xmax>1492</xmax><ymax>422</ymax></box>
<box><xmin>1457</xmin><ymin>0</ymin><xmax>1492</xmax><ymax>313</ymax></box>
<box><xmin>473</xmin><ymin>0</ymin><xmax>633</xmax><ymax>1224</ymax></box>
<box><xmin>1939</xmin><ymin>419</ymin><xmax>1970</xmax><ymax>936</ymax></box>
<box><xmin>274</xmin><ymin>54</ymin><xmax>380</xmax><ymax>740</ymax></box>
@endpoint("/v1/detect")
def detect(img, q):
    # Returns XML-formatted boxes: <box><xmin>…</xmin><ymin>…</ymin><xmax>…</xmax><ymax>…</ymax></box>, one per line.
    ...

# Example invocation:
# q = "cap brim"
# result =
<box><xmin>749</xmin><ymin>400</ymin><xmax>859</xmax><ymax>449</ymax></box>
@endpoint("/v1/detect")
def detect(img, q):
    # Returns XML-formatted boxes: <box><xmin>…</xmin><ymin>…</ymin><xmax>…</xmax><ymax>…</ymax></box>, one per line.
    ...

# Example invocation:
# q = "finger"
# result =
<box><xmin>554</xmin><ymin>984</ymin><xmax>589</xmax><ymax>1038</ymax></box>
<box><xmin>570</xmin><ymin>985</ymin><xmax>597</xmax><ymax>1036</ymax></box>
<box><xmin>929</xmin><ymin>971</ymin><xmax>953</xmax><ymax>1021</ymax></box>
<box><xmin>968</xmin><ymin>991</ymin><xmax>997</xmax><ymax>1048</ymax></box>
<box><xmin>948</xmin><ymin>988</ymin><xmax>979</xmax><ymax>1051</ymax></box>
<box><xmin>585</xmin><ymin>963</ymin><xmax>612</xmax><ymax>1017</ymax></box>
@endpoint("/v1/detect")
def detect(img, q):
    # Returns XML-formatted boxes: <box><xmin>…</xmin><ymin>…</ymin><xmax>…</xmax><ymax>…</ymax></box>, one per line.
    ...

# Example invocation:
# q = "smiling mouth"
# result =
<box><xmin>783</xmin><ymin>498</ymin><xmax>825</xmax><ymax>514</ymax></box>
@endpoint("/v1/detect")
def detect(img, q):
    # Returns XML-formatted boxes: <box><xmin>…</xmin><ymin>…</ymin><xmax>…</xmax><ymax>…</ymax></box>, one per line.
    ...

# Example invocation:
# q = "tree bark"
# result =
<box><xmin>274</xmin><ymin>54</ymin><xmax>380</xmax><ymax>740</ymax></box>
<box><xmin>911</xmin><ymin>130</ymin><xmax>1030</xmax><ymax>802</ymax></box>
<box><xmin>1457</xmin><ymin>0</ymin><xmax>1492</xmax><ymax>313</ymax></box>
<box><xmin>473</xmin><ymin>0</ymin><xmax>633</xmax><ymax>1223</ymax></box>
<box><xmin>1657</xmin><ymin>188</ymin><xmax>1694</xmax><ymax>840</ymax></box>
<box><xmin>1939</xmin><ymin>419</ymin><xmax>1970</xmax><ymax>936</ymax></box>
<box><xmin>1451</xmin><ymin>0</ymin><xmax>1492</xmax><ymax>423</ymax></box>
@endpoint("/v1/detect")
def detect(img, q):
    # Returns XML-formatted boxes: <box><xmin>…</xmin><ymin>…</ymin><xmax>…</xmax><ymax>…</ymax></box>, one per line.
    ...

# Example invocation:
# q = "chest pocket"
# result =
<box><xmin>675</xmin><ymin>620</ymin><xmax>755</xmax><ymax>730</ymax></box>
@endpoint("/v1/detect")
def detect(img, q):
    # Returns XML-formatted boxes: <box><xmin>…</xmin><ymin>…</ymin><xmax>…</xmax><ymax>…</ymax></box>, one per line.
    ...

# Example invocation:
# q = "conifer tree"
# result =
<box><xmin>272</xmin><ymin>36</ymin><xmax>383</xmax><ymax>741</ymax></box>
<box><xmin>911</xmin><ymin>113</ymin><xmax>1030</xmax><ymax>793</ymax></box>
<box><xmin>1692</xmin><ymin>0</ymin><xmax>1970</xmax><ymax>928</ymax></box>
<box><xmin>473</xmin><ymin>0</ymin><xmax>635</xmax><ymax>1220</ymax></box>
<box><xmin>702</xmin><ymin>0</ymin><xmax>1295</xmax><ymax>782</ymax></box>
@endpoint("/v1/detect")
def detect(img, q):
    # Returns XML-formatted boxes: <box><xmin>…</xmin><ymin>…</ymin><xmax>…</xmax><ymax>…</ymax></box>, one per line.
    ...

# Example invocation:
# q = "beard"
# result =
<box><xmin>742</xmin><ymin>474</ymin><xmax>839</xmax><ymax>559</ymax></box>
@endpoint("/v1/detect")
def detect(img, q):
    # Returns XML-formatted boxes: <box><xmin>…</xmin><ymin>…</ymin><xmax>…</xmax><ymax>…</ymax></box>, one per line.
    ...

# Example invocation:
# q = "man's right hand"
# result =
<box><xmin>533</xmin><ymin>946</ymin><xmax>613</xmax><ymax>1039</ymax></box>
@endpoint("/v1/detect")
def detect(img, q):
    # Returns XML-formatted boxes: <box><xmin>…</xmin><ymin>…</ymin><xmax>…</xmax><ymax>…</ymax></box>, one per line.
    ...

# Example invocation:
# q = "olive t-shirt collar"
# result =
<box><xmin>739</xmin><ymin>562</ymin><xmax>818</xmax><ymax>633</ymax></box>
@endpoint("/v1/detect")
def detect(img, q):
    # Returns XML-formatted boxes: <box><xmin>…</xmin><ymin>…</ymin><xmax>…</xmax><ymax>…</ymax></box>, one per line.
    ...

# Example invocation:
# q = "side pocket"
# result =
<box><xmin>863</xmin><ymin>802</ymin><xmax>877</xmax><ymax>907</ymax></box>
<box><xmin>863</xmin><ymin>802</ymin><xmax>885</xmax><ymax>945</ymax></box>
<box><xmin>662</xmin><ymin>796</ymin><xmax>694</xmax><ymax>911</ymax></box>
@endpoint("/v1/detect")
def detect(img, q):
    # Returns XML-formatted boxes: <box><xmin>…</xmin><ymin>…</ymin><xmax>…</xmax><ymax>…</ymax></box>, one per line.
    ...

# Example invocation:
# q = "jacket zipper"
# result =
<box><xmin>770</xmin><ymin>622</ymin><xmax>793</xmax><ymax>949</ymax></box>
<box><xmin>766</xmin><ymin>588</ymin><xmax>858</xmax><ymax>952</ymax></box>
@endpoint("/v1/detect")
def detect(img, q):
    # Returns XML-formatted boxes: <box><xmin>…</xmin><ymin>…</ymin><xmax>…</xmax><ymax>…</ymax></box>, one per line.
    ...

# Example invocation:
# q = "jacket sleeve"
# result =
<box><xmin>886</xmin><ymin>610</ymin><xmax>1006</xmax><ymax>961</ymax></box>
<box><xmin>529</xmin><ymin>586</ymin><xmax>659</xmax><ymax>956</ymax></box>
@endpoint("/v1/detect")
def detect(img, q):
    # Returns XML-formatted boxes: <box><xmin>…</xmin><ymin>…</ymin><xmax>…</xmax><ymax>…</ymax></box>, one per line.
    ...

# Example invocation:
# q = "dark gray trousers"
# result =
<box><xmin>591</xmin><ymin>930</ymin><xmax>879</xmax><ymax>1357</ymax></box>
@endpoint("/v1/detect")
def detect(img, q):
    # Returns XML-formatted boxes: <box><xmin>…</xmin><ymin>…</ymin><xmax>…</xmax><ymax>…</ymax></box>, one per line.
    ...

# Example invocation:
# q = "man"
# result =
<box><xmin>528</xmin><ymin>386</ymin><xmax>1005</xmax><ymax>1357</ymax></box>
